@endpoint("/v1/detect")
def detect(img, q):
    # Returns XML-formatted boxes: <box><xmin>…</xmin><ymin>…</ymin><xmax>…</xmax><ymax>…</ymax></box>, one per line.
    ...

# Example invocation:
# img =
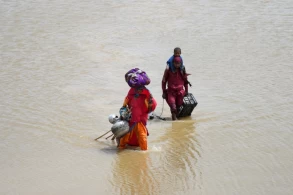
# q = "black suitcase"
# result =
<box><xmin>177</xmin><ymin>93</ymin><xmax>198</xmax><ymax>117</ymax></box>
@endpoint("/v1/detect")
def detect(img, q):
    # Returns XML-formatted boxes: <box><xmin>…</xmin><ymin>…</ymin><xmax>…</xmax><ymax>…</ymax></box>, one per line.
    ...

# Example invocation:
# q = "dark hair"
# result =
<box><xmin>174</xmin><ymin>47</ymin><xmax>181</xmax><ymax>52</ymax></box>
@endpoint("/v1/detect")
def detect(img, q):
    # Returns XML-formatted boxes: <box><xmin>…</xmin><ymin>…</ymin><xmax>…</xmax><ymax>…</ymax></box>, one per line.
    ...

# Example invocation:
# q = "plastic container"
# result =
<box><xmin>177</xmin><ymin>93</ymin><xmax>198</xmax><ymax>118</ymax></box>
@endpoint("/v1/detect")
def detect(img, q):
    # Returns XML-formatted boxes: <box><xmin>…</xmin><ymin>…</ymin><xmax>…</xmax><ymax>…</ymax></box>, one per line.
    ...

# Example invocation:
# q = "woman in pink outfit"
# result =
<box><xmin>162</xmin><ymin>56</ymin><xmax>189</xmax><ymax>120</ymax></box>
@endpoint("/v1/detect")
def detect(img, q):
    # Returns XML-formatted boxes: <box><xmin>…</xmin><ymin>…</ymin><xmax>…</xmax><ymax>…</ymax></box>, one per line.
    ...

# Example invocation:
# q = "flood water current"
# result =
<box><xmin>1</xmin><ymin>1</ymin><xmax>293</xmax><ymax>195</ymax></box>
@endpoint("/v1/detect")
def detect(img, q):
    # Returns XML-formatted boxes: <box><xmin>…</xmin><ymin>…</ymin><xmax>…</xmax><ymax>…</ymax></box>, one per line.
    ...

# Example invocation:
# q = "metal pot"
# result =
<box><xmin>108</xmin><ymin>114</ymin><xmax>119</xmax><ymax>124</ymax></box>
<box><xmin>111</xmin><ymin>120</ymin><xmax>130</xmax><ymax>138</ymax></box>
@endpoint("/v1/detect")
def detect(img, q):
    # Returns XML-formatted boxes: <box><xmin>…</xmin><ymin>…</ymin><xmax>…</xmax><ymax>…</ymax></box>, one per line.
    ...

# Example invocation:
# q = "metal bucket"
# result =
<box><xmin>111</xmin><ymin>120</ymin><xmax>130</xmax><ymax>138</ymax></box>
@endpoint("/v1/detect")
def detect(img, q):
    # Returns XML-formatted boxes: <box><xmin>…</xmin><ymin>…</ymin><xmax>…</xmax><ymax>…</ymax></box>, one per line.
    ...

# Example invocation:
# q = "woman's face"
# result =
<box><xmin>174</xmin><ymin>61</ymin><xmax>181</xmax><ymax>69</ymax></box>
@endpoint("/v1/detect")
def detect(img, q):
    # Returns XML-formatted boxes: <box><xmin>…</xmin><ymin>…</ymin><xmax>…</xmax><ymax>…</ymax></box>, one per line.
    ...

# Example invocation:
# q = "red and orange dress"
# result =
<box><xmin>118</xmin><ymin>87</ymin><xmax>157</xmax><ymax>150</ymax></box>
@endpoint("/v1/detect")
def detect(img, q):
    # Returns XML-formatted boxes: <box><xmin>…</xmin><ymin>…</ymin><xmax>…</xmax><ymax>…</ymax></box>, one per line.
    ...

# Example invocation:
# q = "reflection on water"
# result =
<box><xmin>111</xmin><ymin>151</ymin><xmax>158</xmax><ymax>194</ymax></box>
<box><xmin>158</xmin><ymin>119</ymin><xmax>201</xmax><ymax>194</ymax></box>
<box><xmin>109</xmin><ymin>119</ymin><xmax>201</xmax><ymax>194</ymax></box>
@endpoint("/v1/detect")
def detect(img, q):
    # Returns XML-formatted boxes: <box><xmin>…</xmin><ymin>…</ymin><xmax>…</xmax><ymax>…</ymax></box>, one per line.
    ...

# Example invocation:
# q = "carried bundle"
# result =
<box><xmin>125</xmin><ymin>68</ymin><xmax>150</xmax><ymax>88</ymax></box>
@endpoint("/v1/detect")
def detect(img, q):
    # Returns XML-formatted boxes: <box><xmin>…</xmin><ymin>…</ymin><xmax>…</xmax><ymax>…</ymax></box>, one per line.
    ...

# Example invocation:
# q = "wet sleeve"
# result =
<box><xmin>183</xmin><ymin>67</ymin><xmax>189</xmax><ymax>93</ymax></box>
<box><xmin>122</xmin><ymin>96</ymin><xmax>129</xmax><ymax>107</ymax></box>
<box><xmin>162</xmin><ymin>69</ymin><xmax>169</xmax><ymax>93</ymax></box>
<box><xmin>145</xmin><ymin>94</ymin><xmax>157</xmax><ymax>113</ymax></box>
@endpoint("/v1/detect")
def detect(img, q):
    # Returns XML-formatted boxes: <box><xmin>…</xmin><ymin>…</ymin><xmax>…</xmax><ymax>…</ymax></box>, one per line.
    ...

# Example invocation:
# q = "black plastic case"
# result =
<box><xmin>177</xmin><ymin>93</ymin><xmax>198</xmax><ymax>117</ymax></box>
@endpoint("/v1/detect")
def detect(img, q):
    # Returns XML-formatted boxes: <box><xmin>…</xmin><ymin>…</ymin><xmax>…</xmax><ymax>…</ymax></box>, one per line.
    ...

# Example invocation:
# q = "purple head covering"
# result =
<box><xmin>125</xmin><ymin>68</ymin><xmax>150</xmax><ymax>88</ymax></box>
